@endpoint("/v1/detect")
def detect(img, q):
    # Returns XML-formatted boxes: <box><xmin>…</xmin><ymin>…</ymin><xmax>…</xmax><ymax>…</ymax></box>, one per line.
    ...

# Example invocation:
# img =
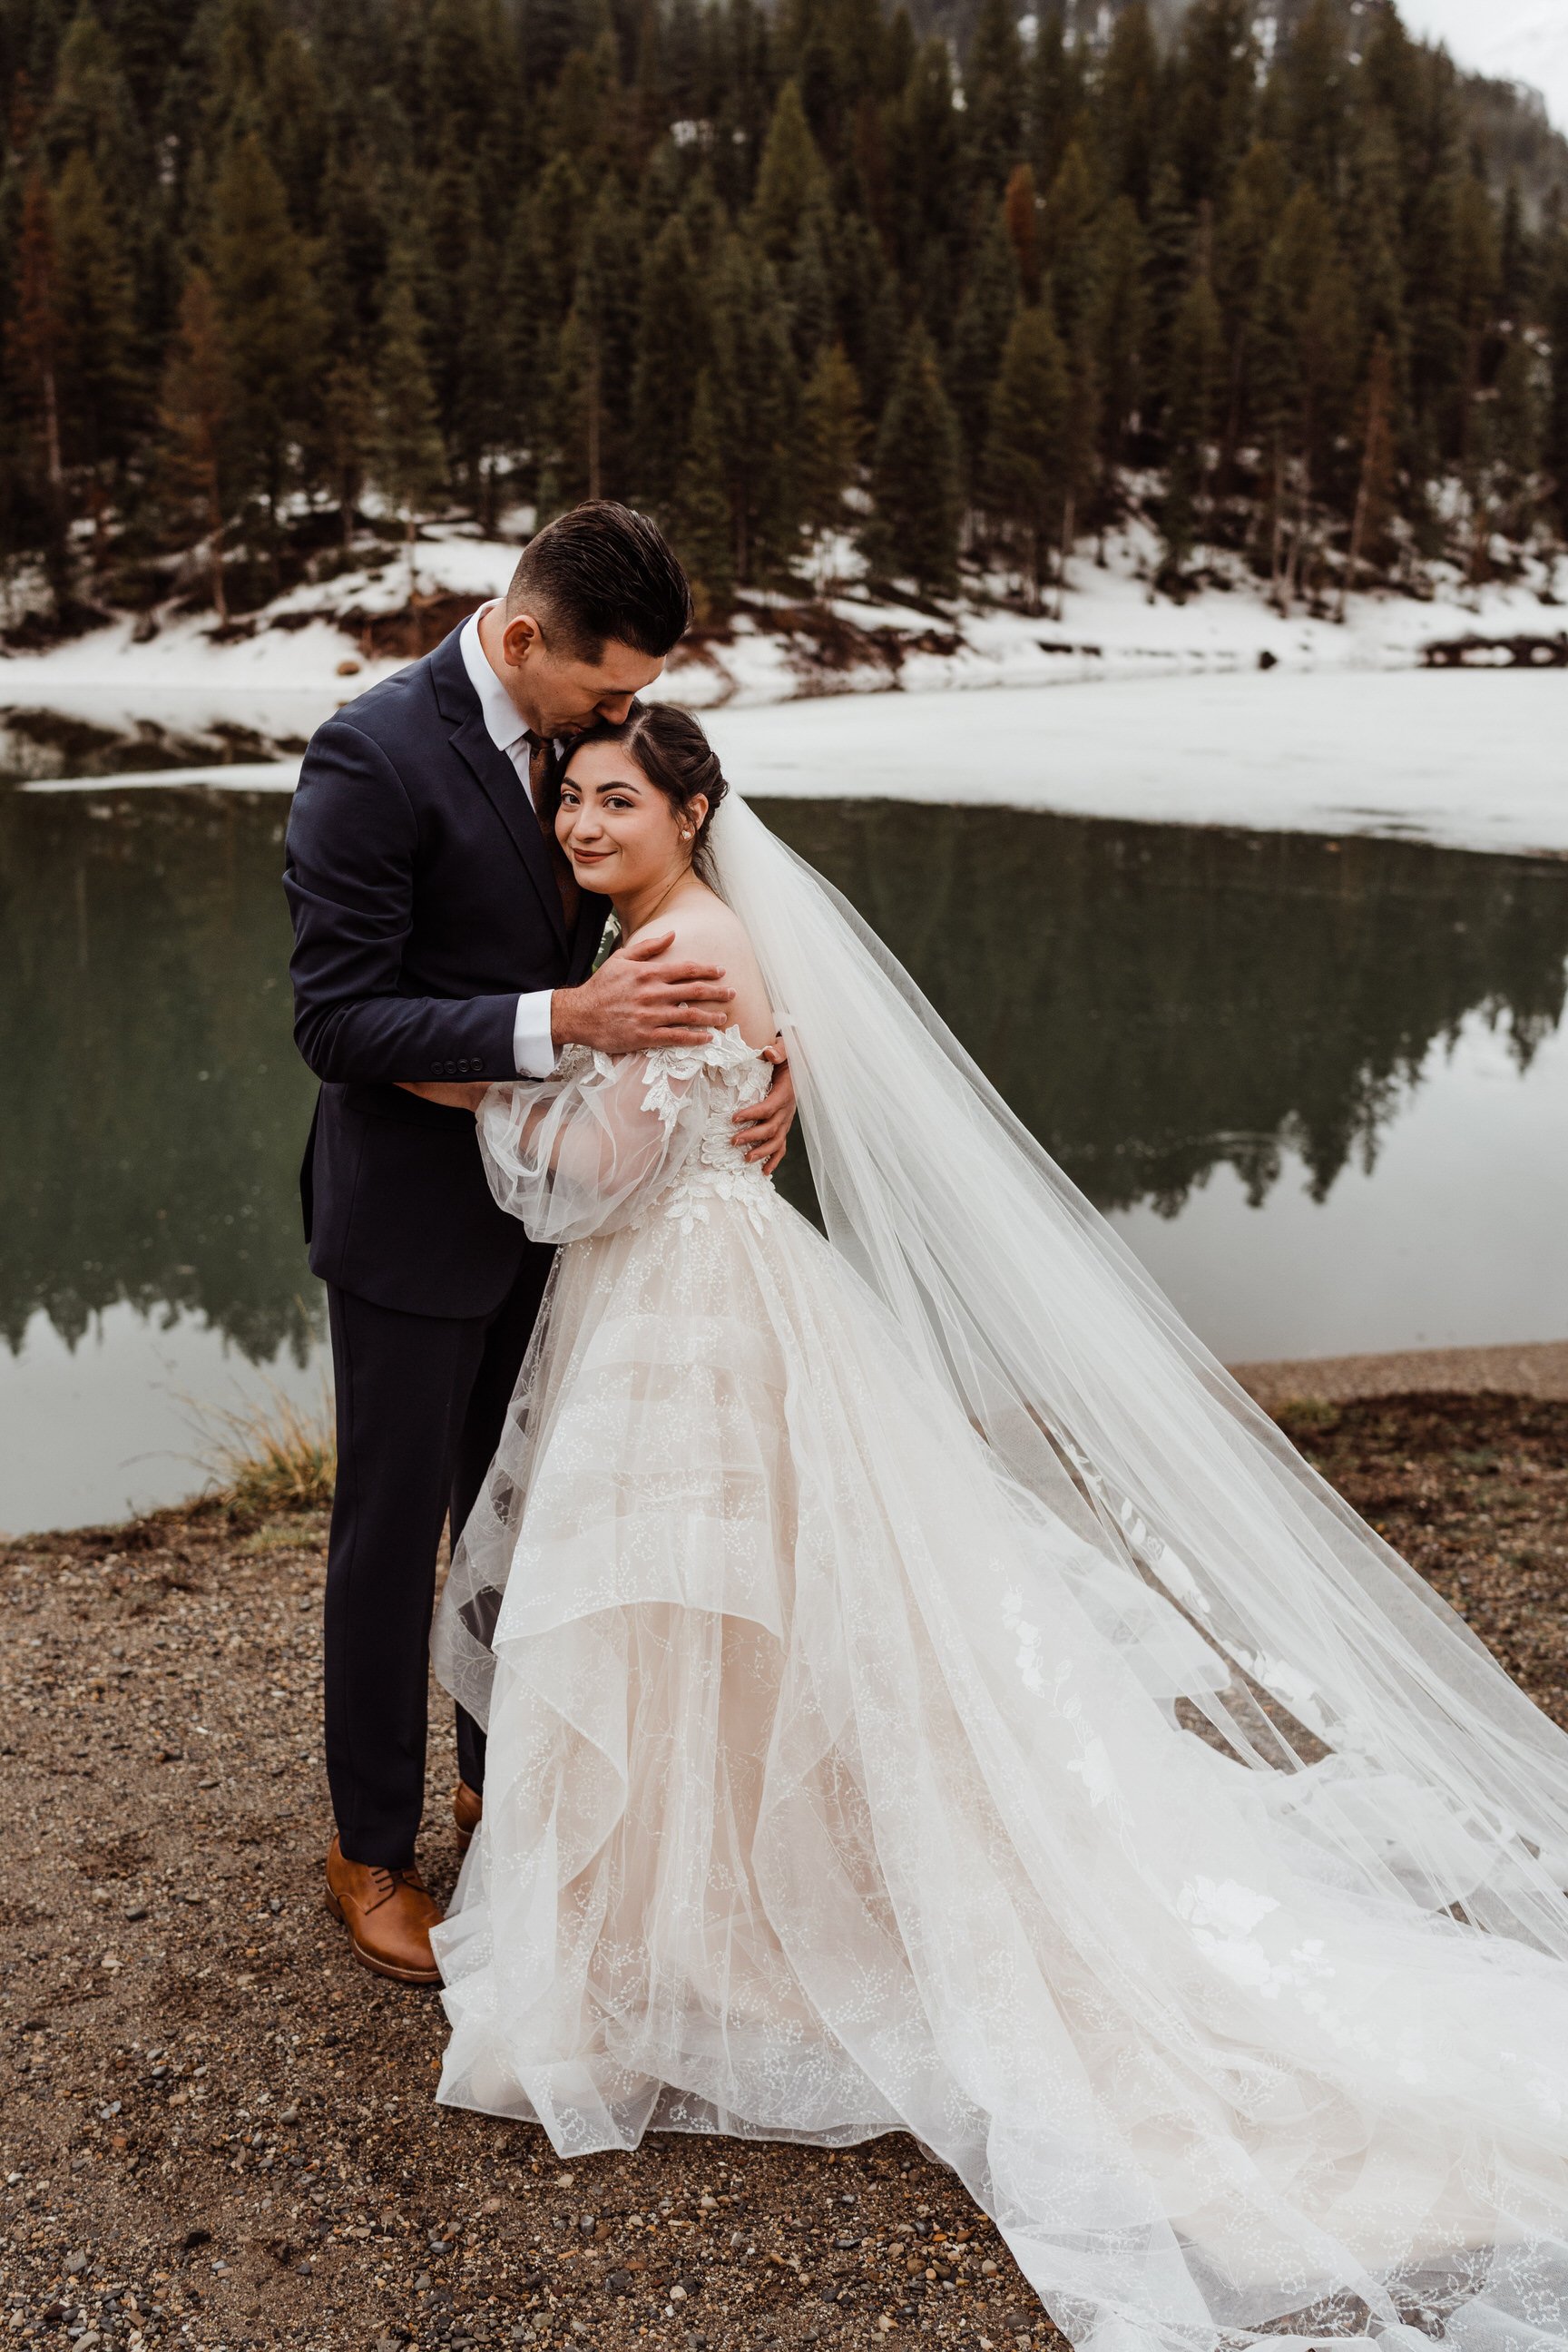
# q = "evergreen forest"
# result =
<box><xmin>4</xmin><ymin>0</ymin><xmax>1568</xmax><ymax>633</ymax></box>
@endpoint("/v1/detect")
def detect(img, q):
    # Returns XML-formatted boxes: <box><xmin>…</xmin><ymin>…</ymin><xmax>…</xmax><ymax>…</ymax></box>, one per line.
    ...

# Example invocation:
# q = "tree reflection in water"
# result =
<box><xmin>1</xmin><ymin>785</ymin><xmax>1564</xmax><ymax>1366</ymax></box>
<box><xmin>765</xmin><ymin>800</ymin><xmax>1568</xmax><ymax>1217</ymax></box>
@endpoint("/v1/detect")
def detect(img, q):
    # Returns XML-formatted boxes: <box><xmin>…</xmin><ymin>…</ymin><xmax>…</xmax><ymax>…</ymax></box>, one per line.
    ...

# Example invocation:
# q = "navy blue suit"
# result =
<box><xmin>284</xmin><ymin>623</ymin><xmax>607</xmax><ymax>1864</ymax></box>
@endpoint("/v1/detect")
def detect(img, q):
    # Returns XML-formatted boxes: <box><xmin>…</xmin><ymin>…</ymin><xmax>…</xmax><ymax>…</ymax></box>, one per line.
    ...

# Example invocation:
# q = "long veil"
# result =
<box><xmin>707</xmin><ymin>790</ymin><xmax>1568</xmax><ymax>1951</ymax></box>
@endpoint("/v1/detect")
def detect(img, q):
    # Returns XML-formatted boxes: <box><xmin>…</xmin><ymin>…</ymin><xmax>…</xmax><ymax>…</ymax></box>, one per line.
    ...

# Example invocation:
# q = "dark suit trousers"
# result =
<box><xmin>323</xmin><ymin>1247</ymin><xmax>553</xmax><ymax>1867</ymax></box>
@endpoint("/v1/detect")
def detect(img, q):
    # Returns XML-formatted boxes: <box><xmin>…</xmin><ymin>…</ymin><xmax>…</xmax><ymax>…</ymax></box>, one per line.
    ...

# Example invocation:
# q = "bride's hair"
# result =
<box><xmin>571</xmin><ymin>702</ymin><xmax>730</xmax><ymax>879</ymax></box>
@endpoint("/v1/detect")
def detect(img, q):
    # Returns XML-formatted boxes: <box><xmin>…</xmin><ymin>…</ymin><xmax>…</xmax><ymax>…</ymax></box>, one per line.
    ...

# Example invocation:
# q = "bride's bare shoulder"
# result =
<box><xmin>627</xmin><ymin>887</ymin><xmax>775</xmax><ymax>1046</ymax></box>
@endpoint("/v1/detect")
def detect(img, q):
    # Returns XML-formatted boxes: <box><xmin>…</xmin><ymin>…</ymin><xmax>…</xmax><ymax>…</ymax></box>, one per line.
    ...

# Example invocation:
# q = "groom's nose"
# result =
<box><xmin>594</xmin><ymin>693</ymin><xmax>636</xmax><ymax>723</ymax></box>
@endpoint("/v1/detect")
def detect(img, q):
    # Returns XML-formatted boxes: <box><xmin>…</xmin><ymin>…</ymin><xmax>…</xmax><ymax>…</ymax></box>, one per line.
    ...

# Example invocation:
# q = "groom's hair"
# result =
<box><xmin>505</xmin><ymin>502</ymin><xmax>692</xmax><ymax>664</ymax></box>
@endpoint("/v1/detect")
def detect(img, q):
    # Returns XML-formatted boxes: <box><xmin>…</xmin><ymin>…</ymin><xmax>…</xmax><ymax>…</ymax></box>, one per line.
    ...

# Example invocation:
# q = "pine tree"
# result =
<box><xmin>1483</xmin><ymin>332</ymin><xmax>1543</xmax><ymax>563</ymax></box>
<box><xmin>710</xmin><ymin>231</ymin><xmax>801</xmax><ymax>585</ymax></box>
<box><xmin>786</xmin><ymin>205</ymin><xmax>836</xmax><ymax>373</ymax></box>
<box><xmin>799</xmin><ymin>339</ymin><xmax>862</xmax><ymax>577</ymax></box>
<box><xmin>1161</xmin><ymin>265</ymin><xmax>1223</xmax><ymax>588</ymax></box>
<box><xmin>1543</xmin><ymin>228</ymin><xmax>1568</xmax><ymax>539</ymax></box>
<box><xmin>751</xmin><ymin>80</ymin><xmax>829</xmax><ymax>266</ymax></box>
<box><xmin>1089</xmin><ymin>195</ymin><xmax>1147</xmax><ymax>489</ymax></box>
<box><xmin>321</xmin><ymin>356</ymin><xmax>375</xmax><ymax>552</ymax></box>
<box><xmin>964</xmin><ymin>0</ymin><xmax>1024</xmax><ymax>199</ymax></box>
<box><xmin>1097</xmin><ymin>1</ymin><xmax>1157</xmax><ymax>216</ymax></box>
<box><xmin>1041</xmin><ymin>140</ymin><xmax>1093</xmax><ymax>342</ymax></box>
<box><xmin>631</xmin><ymin>213</ymin><xmax>710</xmax><ymax>516</ymax></box>
<box><xmin>948</xmin><ymin>209</ymin><xmax>1021</xmax><ymax>493</ymax></box>
<box><xmin>882</xmin><ymin>37</ymin><xmax>962</xmax><ymax>284</ymax></box>
<box><xmin>1029</xmin><ymin>9</ymin><xmax>1080</xmax><ymax>193</ymax></box>
<box><xmin>8</xmin><ymin>166</ymin><xmax>70</xmax><ymax>613</ymax></box>
<box><xmin>206</xmin><ymin>132</ymin><xmax>326</xmax><ymax>563</ymax></box>
<box><xmin>374</xmin><ymin>251</ymin><xmax>447</xmax><ymax>597</ymax></box>
<box><xmin>1214</xmin><ymin>140</ymin><xmax>1290</xmax><ymax>476</ymax></box>
<box><xmin>1002</xmin><ymin>164</ymin><xmax>1040</xmax><ymax>306</ymax></box>
<box><xmin>1170</xmin><ymin>0</ymin><xmax>1256</xmax><ymax>213</ymax></box>
<box><xmin>670</xmin><ymin>369</ymin><xmax>734</xmax><ymax>620</ymax></box>
<box><xmin>159</xmin><ymin>266</ymin><xmax>234</xmax><ymax>617</ymax></box>
<box><xmin>982</xmin><ymin>299</ymin><xmax>1069</xmax><ymax>610</ymax></box>
<box><xmin>1340</xmin><ymin>333</ymin><xmax>1395</xmax><ymax>614</ymax></box>
<box><xmin>40</xmin><ymin>6</ymin><xmax>140</xmax><ymax>203</ymax></box>
<box><xmin>867</xmin><ymin>320</ymin><xmax>961</xmax><ymax>598</ymax></box>
<box><xmin>52</xmin><ymin>150</ymin><xmax>138</xmax><ymax>508</ymax></box>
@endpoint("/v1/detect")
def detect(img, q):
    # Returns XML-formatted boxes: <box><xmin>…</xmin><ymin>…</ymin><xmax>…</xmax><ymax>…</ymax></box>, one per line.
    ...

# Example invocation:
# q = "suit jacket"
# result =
<box><xmin>283</xmin><ymin>622</ymin><xmax>608</xmax><ymax>1318</ymax></box>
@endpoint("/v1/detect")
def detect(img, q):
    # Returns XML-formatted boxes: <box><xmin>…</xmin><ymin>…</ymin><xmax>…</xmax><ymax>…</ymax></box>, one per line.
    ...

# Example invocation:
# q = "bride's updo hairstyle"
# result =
<box><xmin>569</xmin><ymin>702</ymin><xmax>729</xmax><ymax>880</ymax></box>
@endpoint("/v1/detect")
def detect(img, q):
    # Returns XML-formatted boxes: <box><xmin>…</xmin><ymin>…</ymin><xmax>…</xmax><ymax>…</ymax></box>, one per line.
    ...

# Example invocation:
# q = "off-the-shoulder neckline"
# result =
<box><xmin>645</xmin><ymin>1025</ymin><xmax>769</xmax><ymax>1066</ymax></box>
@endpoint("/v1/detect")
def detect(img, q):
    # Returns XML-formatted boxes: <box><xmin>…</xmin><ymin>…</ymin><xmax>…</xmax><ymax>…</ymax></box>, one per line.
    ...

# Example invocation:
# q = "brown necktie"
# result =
<box><xmin>524</xmin><ymin>731</ymin><xmax>579</xmax><ymax>929</ymax></box>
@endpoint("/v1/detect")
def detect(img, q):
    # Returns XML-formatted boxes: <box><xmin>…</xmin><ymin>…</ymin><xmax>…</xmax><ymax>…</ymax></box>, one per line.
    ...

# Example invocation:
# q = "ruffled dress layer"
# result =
<box><xmin>431</xmin><ymin>1031</ymin><xmax>1568</xmax><ymax>2352</ymax></box>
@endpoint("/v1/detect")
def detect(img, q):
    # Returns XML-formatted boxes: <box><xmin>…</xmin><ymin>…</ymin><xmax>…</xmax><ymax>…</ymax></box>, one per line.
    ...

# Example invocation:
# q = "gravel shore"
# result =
<box><xmin>2</xmin><ymin>1391</ymin><xmax>1564</xmax><ymax>2352</ymax></box>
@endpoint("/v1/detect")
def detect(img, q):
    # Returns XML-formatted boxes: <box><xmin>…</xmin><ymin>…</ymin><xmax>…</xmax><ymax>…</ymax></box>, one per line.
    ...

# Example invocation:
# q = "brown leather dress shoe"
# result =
<box><xmin>454</xmin><ymin>1779</ymin><xmax>483</xmax><ymax>1856</ymax></box>
<box><xmin>324</xmin><ymin>1835</ymin><xmax>443</xmax><ymax>1985</ymax></box>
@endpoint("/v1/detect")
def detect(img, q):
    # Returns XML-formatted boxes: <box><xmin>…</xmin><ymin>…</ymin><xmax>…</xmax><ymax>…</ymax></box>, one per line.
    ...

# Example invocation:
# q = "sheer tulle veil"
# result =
<box><xmin>706</xmin><ymin>789</ymin><xmax>1568</xmax><ymax>1950</ymax></box>
<box><xmin>428</xmin><ymin>786</ymin><xmax>1568</xmax><ymax>2351</ymax></box>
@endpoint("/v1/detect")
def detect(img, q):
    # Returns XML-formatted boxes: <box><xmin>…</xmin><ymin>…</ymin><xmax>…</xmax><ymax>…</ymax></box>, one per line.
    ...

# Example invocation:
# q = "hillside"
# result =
<box><xmin>4</xmin><ymin>0</ymin><xmax>1568</xmax><ymax>651</ymax></box>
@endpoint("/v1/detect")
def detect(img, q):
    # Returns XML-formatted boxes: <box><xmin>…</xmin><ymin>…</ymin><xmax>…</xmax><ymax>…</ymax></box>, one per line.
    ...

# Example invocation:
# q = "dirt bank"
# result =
<box><xmin>2</xmin><ymin>1392</ymin><xmax>1565</xmax><ymax>2352</ymax></box>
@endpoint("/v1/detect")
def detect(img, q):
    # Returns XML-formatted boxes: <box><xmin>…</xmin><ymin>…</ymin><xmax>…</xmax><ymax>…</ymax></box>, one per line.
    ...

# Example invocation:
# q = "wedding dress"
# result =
<box><xmin>430</xmin><ymin>797</ymin><xmax>1568</xmax><ymax>2352</ymax></box>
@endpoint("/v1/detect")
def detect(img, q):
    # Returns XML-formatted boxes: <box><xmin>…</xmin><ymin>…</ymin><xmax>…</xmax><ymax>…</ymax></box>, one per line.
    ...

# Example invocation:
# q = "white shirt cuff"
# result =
<box><xmin>513</xmin><ymin>990</ymin><xmax>557</xmax><ymax>1079</ymax></box>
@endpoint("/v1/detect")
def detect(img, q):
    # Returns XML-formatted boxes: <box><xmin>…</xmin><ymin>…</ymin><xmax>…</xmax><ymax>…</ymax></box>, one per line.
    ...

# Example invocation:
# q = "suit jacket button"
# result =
<box><xmin>430</xmin><ymin>1061</ymin><xmax>441</xmax><ymax>1073</ymax></box>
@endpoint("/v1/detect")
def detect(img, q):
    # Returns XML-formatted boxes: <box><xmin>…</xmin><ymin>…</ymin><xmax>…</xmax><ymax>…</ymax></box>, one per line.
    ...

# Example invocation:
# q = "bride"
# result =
<box><xmin>427</xmin><ymin>703</ymin><xmax>1568</xmax><ymax>2352</ymax></box>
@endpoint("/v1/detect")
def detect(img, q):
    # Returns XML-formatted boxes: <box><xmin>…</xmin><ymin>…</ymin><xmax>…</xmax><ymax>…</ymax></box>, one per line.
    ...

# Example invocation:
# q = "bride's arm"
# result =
<box><xmin>475</xmin><ymin>1047</ymin><xmax>715</xmax><ymax>1243</ymax></box>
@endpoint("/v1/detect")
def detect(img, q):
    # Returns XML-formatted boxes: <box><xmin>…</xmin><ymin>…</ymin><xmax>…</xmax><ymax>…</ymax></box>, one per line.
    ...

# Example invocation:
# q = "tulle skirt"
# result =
<box><xmin>429</xmin><ymin>1191</ymin><xmax>1568</xmax><ymax>2352</ymax></box>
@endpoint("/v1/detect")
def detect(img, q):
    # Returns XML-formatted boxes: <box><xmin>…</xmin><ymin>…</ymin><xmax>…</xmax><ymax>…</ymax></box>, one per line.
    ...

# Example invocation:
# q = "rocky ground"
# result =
<box><xmin>1</xmin><ymin>1392</ymin><xmax>1564</xmax><ymax>2352</ymax></box>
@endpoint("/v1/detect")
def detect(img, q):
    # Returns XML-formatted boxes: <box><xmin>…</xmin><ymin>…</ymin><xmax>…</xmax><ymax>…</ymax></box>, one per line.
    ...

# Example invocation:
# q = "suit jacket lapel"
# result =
<box><xmin>429</xmin><ymin>625</ymin><xmax>568</xmax><ymax>955</ymax></box>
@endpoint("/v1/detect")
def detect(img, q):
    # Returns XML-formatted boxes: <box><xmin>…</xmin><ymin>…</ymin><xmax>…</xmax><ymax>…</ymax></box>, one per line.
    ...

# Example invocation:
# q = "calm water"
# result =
<box><xmin>2</xmin><ymin>783</ymin><xmax>1565</xmax><ymax>1533</ymax></box>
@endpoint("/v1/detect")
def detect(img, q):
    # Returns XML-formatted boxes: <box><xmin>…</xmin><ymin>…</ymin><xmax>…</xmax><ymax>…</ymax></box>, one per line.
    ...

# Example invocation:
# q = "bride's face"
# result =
<box><xmin>557</xmin><ymin>742</ymin><xmax>707</xmax><ymax>899</ymax></box>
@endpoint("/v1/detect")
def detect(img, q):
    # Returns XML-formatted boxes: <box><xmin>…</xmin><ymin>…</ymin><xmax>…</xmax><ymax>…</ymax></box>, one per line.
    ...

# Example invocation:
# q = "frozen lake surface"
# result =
<box><xmin>28</xmin><ymin>668</ymin><xmax>1568</xmax><ymax>861</ymax></box>
<box><xmin>708</xmin><ymin>669</ymin><xmax>1568</xmax><ymax>858</ymax></box>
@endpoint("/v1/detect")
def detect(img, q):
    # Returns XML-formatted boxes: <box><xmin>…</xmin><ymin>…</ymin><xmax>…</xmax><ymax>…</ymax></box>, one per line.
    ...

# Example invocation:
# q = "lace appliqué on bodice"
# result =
<box><xmin>559</xmin><ymin>1029</ymin><xmax>778</xmax><ymax>1236</ymax></box>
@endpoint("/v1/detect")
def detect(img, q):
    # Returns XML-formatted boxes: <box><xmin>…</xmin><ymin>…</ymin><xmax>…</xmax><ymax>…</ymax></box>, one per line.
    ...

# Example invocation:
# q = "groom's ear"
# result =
<box><xmin>500</xmin><ymin>608</ymin><xmax>544</xmax><ymax>669</ymax></box>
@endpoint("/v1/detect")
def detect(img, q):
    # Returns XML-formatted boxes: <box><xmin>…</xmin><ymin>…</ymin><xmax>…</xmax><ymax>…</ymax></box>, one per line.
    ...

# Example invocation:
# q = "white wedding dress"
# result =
<box><xmin>430</xmin><ymin>800</ymin><xmax>1568</xmax><ymax>2352</ymax></box>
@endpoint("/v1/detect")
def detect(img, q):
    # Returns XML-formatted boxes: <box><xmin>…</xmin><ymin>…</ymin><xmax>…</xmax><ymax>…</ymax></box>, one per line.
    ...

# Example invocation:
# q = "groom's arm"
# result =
<box><xmin>285</xmin><ymin>717</ymin><xmax>520</xmax><ymax>1085</ymax></box>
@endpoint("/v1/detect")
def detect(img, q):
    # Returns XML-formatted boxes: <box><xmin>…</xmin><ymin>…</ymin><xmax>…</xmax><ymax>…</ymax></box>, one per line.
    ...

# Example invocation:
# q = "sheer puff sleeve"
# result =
<box><xmin>475</xmin><ymin>1040</ymin><xmax>727</xmax><ymax>1244</ymax></box>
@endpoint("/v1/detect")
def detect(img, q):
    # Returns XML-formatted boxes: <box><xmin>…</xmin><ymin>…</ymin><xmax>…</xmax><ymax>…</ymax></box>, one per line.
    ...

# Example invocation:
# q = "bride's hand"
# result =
<box><xmin>396</xmin><ymin>1079</ymin><xmax>491</xmax><ymax>1112</ymax></box>
<box><xmin>732</xmin><ymin>1040</ymin><xmax>796</xmax><ymax>1174</ymax></box>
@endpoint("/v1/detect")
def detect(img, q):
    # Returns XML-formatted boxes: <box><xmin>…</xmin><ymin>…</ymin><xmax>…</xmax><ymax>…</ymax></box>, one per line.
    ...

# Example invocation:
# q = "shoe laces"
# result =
<box><xmin>366</xmin><ymin>1862</ymin><xmax>426</xmax><ymax>1910</ymax></box>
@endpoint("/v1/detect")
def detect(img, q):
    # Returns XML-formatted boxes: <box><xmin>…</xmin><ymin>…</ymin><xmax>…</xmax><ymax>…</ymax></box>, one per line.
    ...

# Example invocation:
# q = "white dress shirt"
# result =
<box><xmin>458</xmin><ymin>602</ymin><xmax>561</xmax><ymax>1080</ymax></box>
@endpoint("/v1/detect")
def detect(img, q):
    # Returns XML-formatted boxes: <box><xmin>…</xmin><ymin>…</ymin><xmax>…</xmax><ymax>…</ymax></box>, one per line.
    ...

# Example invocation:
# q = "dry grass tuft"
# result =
<box><xmin>188</xmin><ymin>1379</ymin><xmax>337</xmax><ymax>1518</ymax></box>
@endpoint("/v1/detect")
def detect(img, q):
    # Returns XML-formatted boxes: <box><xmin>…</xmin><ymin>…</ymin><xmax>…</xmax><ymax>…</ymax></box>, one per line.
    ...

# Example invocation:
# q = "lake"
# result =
<box><xmin>2</xmin><ymin>779</ymin><xmax>1565</xmax><ymax>1534</ymax></box>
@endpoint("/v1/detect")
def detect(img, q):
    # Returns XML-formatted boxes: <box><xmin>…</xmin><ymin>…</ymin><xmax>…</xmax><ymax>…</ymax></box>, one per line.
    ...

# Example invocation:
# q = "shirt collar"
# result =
<box><xmin>459</xmin><ymin>600</ymin><xmax>531</xmax><ymax>756</ymax></box>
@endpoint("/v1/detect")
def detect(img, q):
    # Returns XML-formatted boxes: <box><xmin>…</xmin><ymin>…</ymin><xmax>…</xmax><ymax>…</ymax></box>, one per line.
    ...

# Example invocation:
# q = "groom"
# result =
<box><xmin>284</xmin><ymin>502</ymin><xmax>795</xmax><ymax>1984</ymax></box>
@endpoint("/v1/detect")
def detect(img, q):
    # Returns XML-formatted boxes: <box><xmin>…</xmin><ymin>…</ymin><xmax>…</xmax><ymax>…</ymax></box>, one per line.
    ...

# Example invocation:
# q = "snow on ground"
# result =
<box><xmin>29</xmin><ymin>668</ymin><xmax>1568</xmax><ymax>863</ymax></box>
<box><xmin>10</xmin><ymin>520</ymin><xmax>1568</xmax><ymax>858</ymax></box>
<box><xmin>4</xmin><ymin>517</ymin><xmax>1565</xmax><ymax>759</ymax></box>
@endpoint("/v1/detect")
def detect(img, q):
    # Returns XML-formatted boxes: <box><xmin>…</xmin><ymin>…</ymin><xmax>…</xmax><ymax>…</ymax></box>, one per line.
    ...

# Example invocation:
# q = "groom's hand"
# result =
<box><xmin>552</xmin><ymin>932</ymin><xmax>735</xmax><ymax>1054</ymax></box>
<box><xmin>733</xmin><ymin>1040</ymin><xmax>796</xmax><ymax>1174</ymax></box>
